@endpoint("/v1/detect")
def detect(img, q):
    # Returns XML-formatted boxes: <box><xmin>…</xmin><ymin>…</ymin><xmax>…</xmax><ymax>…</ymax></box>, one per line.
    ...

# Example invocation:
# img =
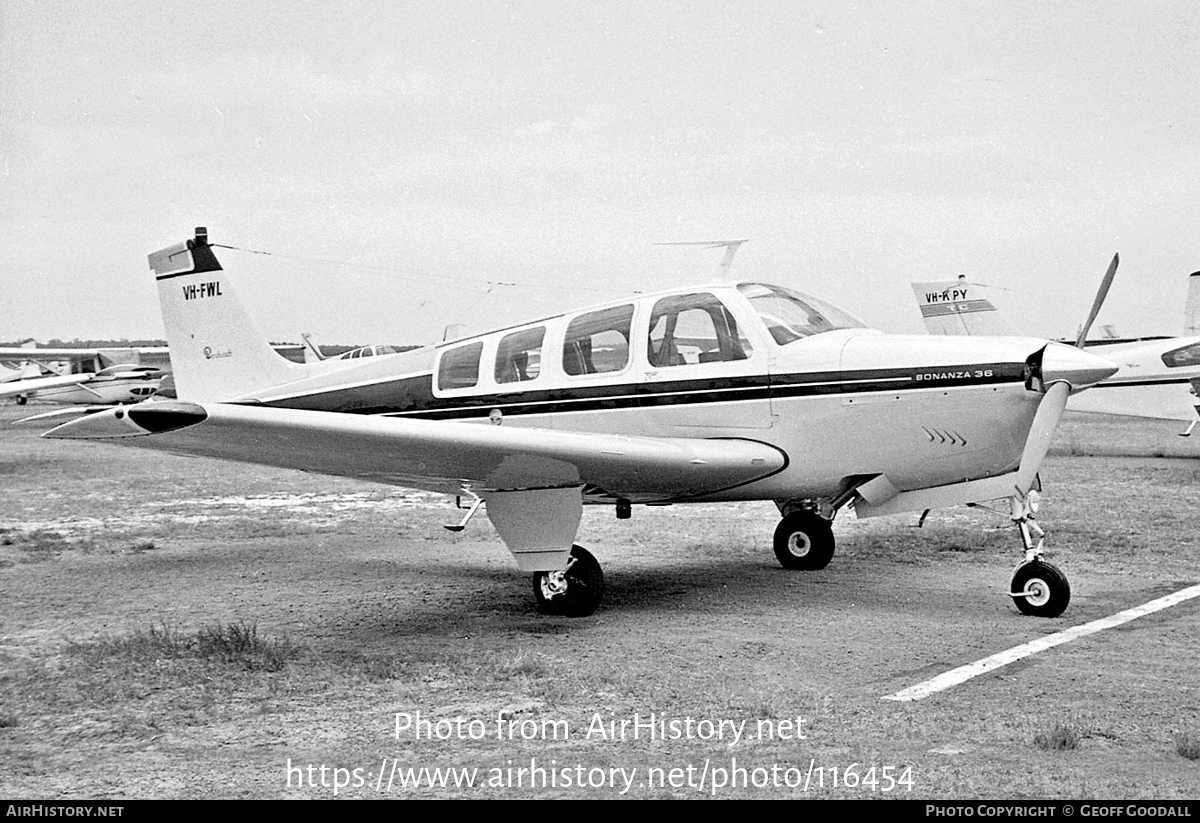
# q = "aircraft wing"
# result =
<box><xmin>0</xmin><ymin>372</ymin><xmax>96</xmax><ymax>399</ymax></box>
<box><xmin>43</xmin><ymin>401</ymin><xmax>787</xmax><ymax>501</ymax></box>
<box><xmin>1067</xmin><ymin>383</ymin><xmax>1198</xmax><ymax>422</ymax></box>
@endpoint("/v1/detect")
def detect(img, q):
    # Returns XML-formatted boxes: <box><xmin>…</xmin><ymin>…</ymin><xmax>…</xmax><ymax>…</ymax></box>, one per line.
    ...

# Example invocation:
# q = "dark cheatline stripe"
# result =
<box><xmin>256</xmin><ymin>362</ymin><xmax>1025</xmax><ymax>420</ymax></box>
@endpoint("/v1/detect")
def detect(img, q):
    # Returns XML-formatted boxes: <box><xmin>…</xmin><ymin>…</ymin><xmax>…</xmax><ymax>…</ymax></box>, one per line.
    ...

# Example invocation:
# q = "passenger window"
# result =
<box><xmin>562</xmin><ymin>305</ymin><xmax>634</xmax><ymax>375</ymax></box>
<box><xmin>437</xmin><ymin>341</ymin><xmax>484</xmax><ymax>390</ymax></box>
<box><xmin>647</xmin><ymin>293</ymin><xmax>752</xmax><ymax>367</ymax></box>
<box><xmin>495</xmin><ymin>327</ymin><xmax>545</xmax><ymax>384</ymax></box>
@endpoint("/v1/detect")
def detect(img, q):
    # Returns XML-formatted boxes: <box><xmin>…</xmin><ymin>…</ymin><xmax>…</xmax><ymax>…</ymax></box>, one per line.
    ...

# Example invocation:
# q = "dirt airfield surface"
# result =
<box><xmin>2</xmin><ymin>404</ymin><xmax>1199</xmax><ymax>799</ymax></box>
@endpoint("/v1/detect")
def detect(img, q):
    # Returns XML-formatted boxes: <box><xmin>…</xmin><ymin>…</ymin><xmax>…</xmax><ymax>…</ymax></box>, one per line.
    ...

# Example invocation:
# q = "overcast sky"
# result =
<box><xmin>2</xmin><ymin>1</ymin><xmax>1197</xmax><ymax>345</ymax></box>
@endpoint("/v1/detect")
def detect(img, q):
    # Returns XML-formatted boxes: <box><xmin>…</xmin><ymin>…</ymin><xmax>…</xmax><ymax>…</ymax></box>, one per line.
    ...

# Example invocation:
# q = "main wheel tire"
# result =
<box><xmin>773</xmin><ymin>513</ymin><xmax>835</xmax><ymax>570</ymax></box>
<box><xmin>1010</xmin><ymin>560</ymin><xmax>1071</xmax><ymax>617</ymax></box>
<box><xmin>532</xmin><ymin>545</ymin><xmax>604</xmax><ymax>617</ymax></box>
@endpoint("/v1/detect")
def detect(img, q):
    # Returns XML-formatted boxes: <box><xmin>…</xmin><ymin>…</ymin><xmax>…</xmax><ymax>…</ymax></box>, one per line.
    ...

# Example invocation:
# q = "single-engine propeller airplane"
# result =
<box><xmin>42</xmin><ymin>228</ymin><xmax>1120</xmax><ymax>619</ymax></box>
<box><xmin>0</xmin><ymin>344</ymin><xmax>167</xmax><ymax>405</ymax></box>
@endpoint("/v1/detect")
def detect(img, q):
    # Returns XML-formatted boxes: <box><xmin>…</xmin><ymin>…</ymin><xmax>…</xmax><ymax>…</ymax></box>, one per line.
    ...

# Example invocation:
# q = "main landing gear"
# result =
<box><xmin>772</xmin><ymin>498</ymin><xmax>840</xmax><ymax>571</ymax></box>
<box><xmin>1008</xmin><ymin>492</ymin><xmax>1070</xmax><ymax>618</ymax></box>
<box><xmin>773</xmin><ymin>510</ymin><xmax>836</xmax><ymax>570</ymax></box>
<box><xmin>532</xmin><ymin>545</ymin><xmax>604</xmax><ymax>617</ymax></box>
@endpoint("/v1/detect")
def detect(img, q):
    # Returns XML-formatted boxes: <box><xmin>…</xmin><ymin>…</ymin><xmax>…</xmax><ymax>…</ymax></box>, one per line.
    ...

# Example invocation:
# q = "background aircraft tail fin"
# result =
<box><xmin>910</xmin><ymin>278</ymin><xmax>1024</xmax><ymax>336</ymax></box>
<box><xmin>299</xmin><ymin>331</ymin><xmax>326</xmax><ymax>363</ymax></box>
<box><xmin>1185</xmin><ymin>271</ymin><xmax>1200</xmax><ymax>335</ymax></box>
<box><xmin>148</xmin><ymin>228</ymin><xmax>306</xmax><ymax>402</ymax></box>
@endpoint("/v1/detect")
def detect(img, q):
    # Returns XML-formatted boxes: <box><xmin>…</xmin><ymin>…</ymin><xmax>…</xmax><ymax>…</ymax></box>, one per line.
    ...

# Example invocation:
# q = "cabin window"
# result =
<box><xmin>562</xmin><ymin>305</ymin><xmax>634</xmax><ymax>376</ymax></box>
<box><xmin>495</xmin><ymin>327</ymin><xmax>545</xmax><ymax>384</ymax></box>
<box><xmin>437</xmin><ymin>341</ymin><xmax>484</xmax><ymax>390</ymax></box>
<box><xmin>647</xmin><ymin>292</ymin><xmax>752</xmax><ymax>367</ymax></box>
<box><xmin>1162</xmin><ymin>342</ymin><xmax>1200</xmax><ymax>368</ymax></box>
<box><xmin>737</xmin><ymin>283</ymin><xmax>865</xmax><ymax>345</ymax></box>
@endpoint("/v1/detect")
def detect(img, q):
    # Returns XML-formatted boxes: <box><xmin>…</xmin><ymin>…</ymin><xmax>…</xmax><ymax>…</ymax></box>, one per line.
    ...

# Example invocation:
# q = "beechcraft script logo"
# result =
<box><xmin>182</xmin><ymin>281</ymin><xmax>223</xmax><ymax>301</ymax></box>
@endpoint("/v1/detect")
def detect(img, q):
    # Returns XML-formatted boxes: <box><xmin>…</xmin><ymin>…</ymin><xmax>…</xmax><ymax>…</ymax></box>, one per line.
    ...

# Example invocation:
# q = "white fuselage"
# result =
<box><xmin>231</xmin><ymin>283</ymin><xmax>1054</xmax><ymax>504</ymax></box>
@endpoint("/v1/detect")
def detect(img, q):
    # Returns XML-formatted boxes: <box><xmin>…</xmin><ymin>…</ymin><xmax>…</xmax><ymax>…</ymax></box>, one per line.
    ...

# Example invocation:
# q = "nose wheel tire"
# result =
<box><xmin>532</xmin><ymin>545</ymin><xmax>604</xmax><ymax>617</ymax></box>
<box><xmin>773</xmin><ymin>512</ymin><xmax>835</xmax><ymax>570</ymax></box>
<box><xmin>1010</xmin><ymin>560</ymin><xmax>1070</xmax><ymax>617</ymax></box>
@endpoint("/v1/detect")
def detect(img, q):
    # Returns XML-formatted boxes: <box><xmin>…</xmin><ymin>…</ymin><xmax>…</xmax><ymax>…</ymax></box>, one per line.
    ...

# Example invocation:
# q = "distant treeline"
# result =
<box><xmin>1</xmin><ymin>339</ymin><xmax>170</xmax><ymax>348</ymax></box>
<box><xmin>1</xmin><ymin>339</ymin><xmax>422</xmax><ymax>358</ymax></box>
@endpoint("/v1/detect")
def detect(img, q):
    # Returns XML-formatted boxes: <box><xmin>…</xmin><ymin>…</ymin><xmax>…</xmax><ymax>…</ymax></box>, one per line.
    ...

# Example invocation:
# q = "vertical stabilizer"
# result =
<box><xmin>148</xmin><ymin>228</ymin><xmax>306</xmax><ymax>401</ymax></box>
<box><xmin>1185</xmin><ymin>271</ymin><xmax>1200</xmax><ymax>335</ymax></box>
<box><xmin>911</xmin><ymin>278</ymin><xmax>1024</xmax><ymax>336</ymax></box>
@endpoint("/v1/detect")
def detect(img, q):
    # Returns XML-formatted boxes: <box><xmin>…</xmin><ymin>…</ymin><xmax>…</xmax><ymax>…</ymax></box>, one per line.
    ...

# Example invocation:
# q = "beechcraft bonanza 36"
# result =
<box><xmin>43</xmin><ymin>228</ymin><xmax>1121</xmax><ymax>619</ymax></box>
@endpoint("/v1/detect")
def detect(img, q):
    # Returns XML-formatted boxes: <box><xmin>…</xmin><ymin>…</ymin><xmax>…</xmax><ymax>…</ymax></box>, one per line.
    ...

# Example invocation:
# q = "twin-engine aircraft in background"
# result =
<box><xmin>0</xmin><ymin>344</ymin><xmax>168</xmax><ymax>405</ymax></box>
<box><xmin>44</xmin><ymin>228</ymin><xmax>1120</xmax><ymax>619</ymax></box>
<box><xmin>913</xmin><ymin>257</ymin><xmax>1200</xmax><ymax>433</ymax></box>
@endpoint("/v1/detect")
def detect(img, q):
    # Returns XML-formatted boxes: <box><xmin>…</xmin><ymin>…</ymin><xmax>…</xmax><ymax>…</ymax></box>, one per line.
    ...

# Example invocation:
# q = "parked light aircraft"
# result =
<box><xmin>0</xmin><ymin>344</ymin><xmax>168</xmax><ymax>405</ymax></box>
<box><xmin>43</xmin><ymin>228</ymin><xmax>1121</xmax><ymax>618</ymax></box>
<box><xmin>0</xmin><ymin>340</ymin><xmax>316</xmax><ymax>404</ymax></box>
<box><xmin>912</xmin><ymin>258</ymin><xmax>1200</xmax><ymax>431</ymax></box>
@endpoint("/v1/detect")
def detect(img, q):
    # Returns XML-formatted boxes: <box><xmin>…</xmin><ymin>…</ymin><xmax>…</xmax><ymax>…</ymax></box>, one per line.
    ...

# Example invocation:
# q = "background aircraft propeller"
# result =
<box><xmin>1074</xmin><ymin>252</ymin><xmax>1119</xmax><ymax>348</ymax></box>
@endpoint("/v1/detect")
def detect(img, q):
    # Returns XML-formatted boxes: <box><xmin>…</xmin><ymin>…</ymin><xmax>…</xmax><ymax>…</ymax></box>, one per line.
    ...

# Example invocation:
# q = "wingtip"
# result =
<box><xmin>43</xmin><ymin>401</ymin><xmax>208</xmax><ymax>439</ymax></box>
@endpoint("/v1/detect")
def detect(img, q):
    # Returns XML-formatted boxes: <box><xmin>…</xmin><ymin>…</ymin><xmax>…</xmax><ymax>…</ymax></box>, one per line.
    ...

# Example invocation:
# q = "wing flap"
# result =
<box><xmin>44</xmin><ymin>401</ymin><xmax>787</xmax><ymax>501</ymax></box>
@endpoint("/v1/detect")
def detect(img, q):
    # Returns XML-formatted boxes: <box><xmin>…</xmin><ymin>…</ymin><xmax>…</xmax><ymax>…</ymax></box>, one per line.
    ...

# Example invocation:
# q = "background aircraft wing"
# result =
<box><xmin>0</xmin><ymin>372</ymin><xmax>95</xmax><ymax>399</ymax></box>
<box><xmin>43</xmin><ymin>401</ymin><xmax>787</xmax><ymax>501</ymax></box>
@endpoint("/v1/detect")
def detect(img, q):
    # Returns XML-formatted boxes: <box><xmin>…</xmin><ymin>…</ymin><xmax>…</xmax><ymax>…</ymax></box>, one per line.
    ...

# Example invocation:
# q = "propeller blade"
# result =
<box><xmin>1075</xmin><ymin>253</ymin><xmax>1119</xmax><ymax>348</ymax></box>
<box><xmin>1015</xmin><ymin>381</ymin><xmax>1071</xmax><ymax>495</ymax></box>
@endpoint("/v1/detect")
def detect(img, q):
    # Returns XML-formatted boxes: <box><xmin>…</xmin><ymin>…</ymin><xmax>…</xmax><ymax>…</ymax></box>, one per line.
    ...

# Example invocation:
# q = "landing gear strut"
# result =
<box><xmin>1008</xmin><ymin>491</ymin><xmax>1070</xmax><ymax>617</ymax></box>
<box><xmin>532</xmin><ymin>545</ymin><xmax>604</xmax><ymax>617</ymax></box>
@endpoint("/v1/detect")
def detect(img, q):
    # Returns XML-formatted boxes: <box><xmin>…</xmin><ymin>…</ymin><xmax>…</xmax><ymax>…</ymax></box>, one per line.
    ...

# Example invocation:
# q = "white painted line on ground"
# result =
<box><xmin>882</xmin><ymin>582</ymin><xmax>1200</xmax><ymax>702</ymax></box>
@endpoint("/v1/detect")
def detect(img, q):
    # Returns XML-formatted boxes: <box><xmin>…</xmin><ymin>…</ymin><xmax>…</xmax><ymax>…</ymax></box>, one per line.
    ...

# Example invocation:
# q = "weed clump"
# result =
<box><xmin>1033</xmin><ymin>719</ymin><xmax>1089</xmax><ymax>751</ymax></box>
<box><xmin>71</xmin><ymin>621</ymin><xmax>299</xmax><ymax>672</ymax></box>
<box><xmin>1176</xmin><ymin>732</ymin><xmax>1200</xmax><ymax>761</ymax></box>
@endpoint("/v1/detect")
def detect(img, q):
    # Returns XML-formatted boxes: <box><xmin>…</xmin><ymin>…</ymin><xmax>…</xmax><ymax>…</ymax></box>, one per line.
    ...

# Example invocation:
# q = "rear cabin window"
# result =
<box><xmin>562</xmin><ymin>305</ymin><xmax>634</xmax><ymax>376</ymax></box>
<box><xmin>437</xmin><ymin>341</ymin><xmax>484</xmax><ymax>390</ymax></box>
<box><xmin>495</xmin><ymin>327</ymin><xmax>545</xmax><ymax>384</ymax></box>
<box><xmin>647</xmin><ymin>292</ymin><xmax>752</xmax><ymax>367</ymax></box>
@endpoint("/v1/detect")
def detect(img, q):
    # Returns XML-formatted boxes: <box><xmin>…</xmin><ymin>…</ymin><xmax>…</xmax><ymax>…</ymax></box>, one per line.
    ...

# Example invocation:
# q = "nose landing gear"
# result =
<box><xmin>1008</xmin><ymin>491</ymin><xmax>1070</xmax><ymax>617</ymax></box>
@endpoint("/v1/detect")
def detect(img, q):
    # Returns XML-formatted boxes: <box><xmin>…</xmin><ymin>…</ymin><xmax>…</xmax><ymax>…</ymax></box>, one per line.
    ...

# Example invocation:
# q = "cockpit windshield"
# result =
<box><xmin>737</xmin><ymin>283</ymin><xmax>866</xmax><ymax>345</ymax></box>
